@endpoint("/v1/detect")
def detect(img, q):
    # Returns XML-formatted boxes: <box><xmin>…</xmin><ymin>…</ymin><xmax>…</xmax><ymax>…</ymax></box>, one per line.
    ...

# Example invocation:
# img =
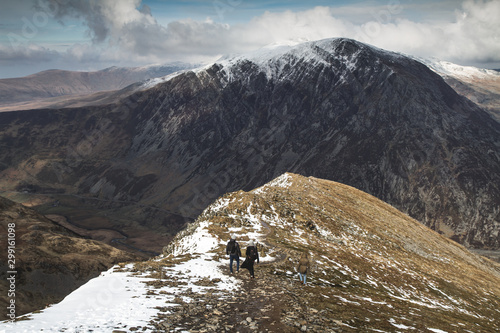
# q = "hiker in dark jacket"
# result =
<box><xmin>241</xmin><ymin>240</ymin><xmax>259</xmax><ymax>278</ymax></box>
<box><xmin>226</xmin><ymin>235</ymin><xmax>241</xmax><ymax>274</ymax></box>
<box><xmin>297</xmin><ymin>252</ymin><xmax>310</xmax><ymax>285</ymax></box>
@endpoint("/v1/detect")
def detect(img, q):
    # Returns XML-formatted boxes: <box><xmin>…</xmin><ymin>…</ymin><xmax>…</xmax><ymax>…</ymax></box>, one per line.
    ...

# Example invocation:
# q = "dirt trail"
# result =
<box><xmin>217</xmin><ymin>219</ymin><xmax>315</xmax><ymax>332</ymax></box>
<box><xmin>221</xmin><ymin>265</ymin><xmax>302</xmax><ymax>332</ymax></box>
<box><xmin>151</xmin><ymin>259</ymin><xmax>309</xmax><ymax>332</ymax></box>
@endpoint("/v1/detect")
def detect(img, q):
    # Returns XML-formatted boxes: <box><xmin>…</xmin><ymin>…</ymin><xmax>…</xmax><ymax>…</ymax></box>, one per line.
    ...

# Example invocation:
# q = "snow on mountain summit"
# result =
<box><xmin>140</xmin><ymin>38</ymin><xmax>405</xmax><ymax>89</ymax></box>
<box><xmin>417</xmin><ymin>56</ymin><xmax>500</xmax><ymax>123</ymax></box>
<box><xmin>211</xmin><ymin>38</ymin><xmax>404</xmax><ymax>83</ymax></box>
<box><xmin>141</xmin><ymin>37</ymin><xmax>499</xmax><ymax>94</ymax></box>
<box><xmin>422</xmin><ymin>58</ymin><xmax>500</xmax><ymax>79</ymax></box>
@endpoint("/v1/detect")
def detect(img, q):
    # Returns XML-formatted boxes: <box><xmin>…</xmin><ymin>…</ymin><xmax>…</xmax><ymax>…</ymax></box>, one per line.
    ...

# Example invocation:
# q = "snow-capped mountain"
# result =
<box><xmin>420</xmin><ymin>58</ymin><xmax>500</xmax><ymax>123</ymax></box>
<box><xmin>3</xmin><ymin>173</ymin><xmax>499</xmax><ymax>332</ymax></box>
<box><xmin>422</xmin><ymin>58</ymin><xmax>500</xmax><ymax>79</ymax></box>
<box><xmin>0</xmin><ymin>37</ymin><xmax>499</xmax><ymax>255</ymax></box>
<box><xmin>129</xmin><ymin>38</ymin><xmax>500</xmax><ymax>249</ymax></box>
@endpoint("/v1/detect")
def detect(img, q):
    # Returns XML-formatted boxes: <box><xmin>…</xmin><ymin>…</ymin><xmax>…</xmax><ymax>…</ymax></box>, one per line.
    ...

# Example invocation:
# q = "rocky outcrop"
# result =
<box><xmin>0</xmin><ymin>38</ymin><xmax>499</xmax><ymax>250</ymax></box>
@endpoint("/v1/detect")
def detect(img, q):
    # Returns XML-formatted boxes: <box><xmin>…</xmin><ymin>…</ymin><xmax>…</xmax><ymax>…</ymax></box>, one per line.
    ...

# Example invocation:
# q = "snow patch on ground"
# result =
<box><xmin>170</xmin><ymin>221</ymin><xmax>220</xmax><ymax>256</ymax></box>
<box><xmin>253</xmin><ymin>173</ymin><xmax>293</xmax><ymax>194</ymax></box>
<box><xmin>389</xmin><ymin>318</ymin><xmax>414</xmax><ymax>330</ymax></box>
<box><xmin>3</xmin><ymin>253</ymin><xmax>240</xmax><ymax>333</ymax></box>
<box><xmin>163</xmin><ymin>253</ymin><xmax>241</xmax><ymax>293</ymax></box>
<box><xmin>1</xmin><ymin>214</ymin><xmax>245</xmax><ymax>332</ymax></box>
<box><xmin>3</xmin><ymin>266</ymin><xmax>158</xmax><ymax>332</ymax></box>
<box><xmin>204</xmin><ymin>196</ymin><xmax>235</xmax><ymax>216</ymax></box>
<box><xmin>419</xmin><ymin>58</ymin><xmax>500</xmax><ymax>79</ymax></box>
<box><xmin>428</xmin><ymin>328</ymin><xmax>449</xmax><ymax>333</ymax></box>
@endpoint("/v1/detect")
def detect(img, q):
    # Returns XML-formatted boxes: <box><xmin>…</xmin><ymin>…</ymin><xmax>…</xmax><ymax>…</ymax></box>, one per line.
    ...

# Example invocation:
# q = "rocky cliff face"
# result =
<box><xmin>0</xmin><ymin>38</ymin><xmax>499</xmax><ymax>250</ymax></box>
<box><xmin>0</xmin><ymin>196</ymin><xmax>136</xmax><ymax>320</ymax></box>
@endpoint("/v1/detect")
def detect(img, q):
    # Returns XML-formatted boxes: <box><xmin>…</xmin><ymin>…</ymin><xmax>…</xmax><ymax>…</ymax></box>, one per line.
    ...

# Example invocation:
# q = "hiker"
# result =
<box><xmin>226</xmin><ymin>235</ymin><xmax>241</xmax><ymax>274</ymax></box>
<box><xmin>241</xmin><ymin>240</ymin><xmax>259</xmax><ymax>278</ymax></box>
<box><xmin>297</xmin><ymin>252</ymin><xmax>310</xmax><ymax>285</ymax></box>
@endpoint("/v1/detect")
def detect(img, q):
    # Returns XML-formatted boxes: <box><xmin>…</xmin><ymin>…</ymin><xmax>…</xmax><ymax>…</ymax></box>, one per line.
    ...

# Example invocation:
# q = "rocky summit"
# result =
<box><xmin>0</xmin><ymin>38</ymin><xmax>499</xmax><ymax>253</ymax></box>
<box><xmin>9</xmin><ymin>173</ymin><xmax>499</xmax><ymax>332</ymax></box>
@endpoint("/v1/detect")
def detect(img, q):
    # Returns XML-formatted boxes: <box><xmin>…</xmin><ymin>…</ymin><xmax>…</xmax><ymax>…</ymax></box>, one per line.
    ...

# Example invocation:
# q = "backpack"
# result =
<box><xmin>247</xmin><ymin>246</ymin><xmax>257</xmax><ymax>260</ymax></box>
<box><xmin>228</xmin><ymin>240</ymin><xmax>237</xmax><ymax>255</ymax></box>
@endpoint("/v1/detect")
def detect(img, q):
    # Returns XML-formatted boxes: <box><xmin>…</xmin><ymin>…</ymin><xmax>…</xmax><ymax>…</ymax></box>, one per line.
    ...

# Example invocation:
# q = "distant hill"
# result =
<box><xmin>0</xmin><ymin>63</ymin><xmax>196</xmax><ymax>110</ymax></box>
<box><xmin>6</xmin><ymin>173</ymin><xmax>500</xmax><ymax>331</ymax></box>
<box><xmin>0</xmin><ymin>196</ymin><xmax>137</xmax><ymax>320</ymax></box>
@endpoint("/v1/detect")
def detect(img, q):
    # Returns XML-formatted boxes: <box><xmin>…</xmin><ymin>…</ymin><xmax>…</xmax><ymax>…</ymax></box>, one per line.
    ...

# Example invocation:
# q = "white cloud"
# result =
<box><xmin>244</xmin><ymin>7</ymin><xmax>353</xmax><ymax>45</ymax></box>
<box><xmin>1</xmin><ymin>0</ymin><xmax>500</xmax><ymax>78</ymax></box>
<box><xmin>353</xmin><ymin>0</ymin><xmax>500</xmax><ymax>66</ymax></box>
<box><xmin>0</xmin><ymin>43</ymin><xmax>59</xmax><ymax>63</ymax></box>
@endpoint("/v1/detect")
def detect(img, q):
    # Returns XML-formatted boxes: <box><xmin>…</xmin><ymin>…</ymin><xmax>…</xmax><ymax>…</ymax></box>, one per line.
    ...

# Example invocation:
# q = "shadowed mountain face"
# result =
<box><xmin>0</xmin><ymin>38</ymin><xmax>499</xmax><ymax>250</ymax></box>
<box><xmin>0</xmin><ymin>196</ymin><xmax>136</xmax><ymax>320</ymax></box>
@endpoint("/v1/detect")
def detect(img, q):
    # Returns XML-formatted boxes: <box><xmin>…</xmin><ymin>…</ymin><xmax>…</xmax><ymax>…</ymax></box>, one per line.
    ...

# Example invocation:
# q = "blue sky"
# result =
<box><xmin>0</xmin><ymin>0</ymin><xmax>499</xmax><ymax>78</ymax></box>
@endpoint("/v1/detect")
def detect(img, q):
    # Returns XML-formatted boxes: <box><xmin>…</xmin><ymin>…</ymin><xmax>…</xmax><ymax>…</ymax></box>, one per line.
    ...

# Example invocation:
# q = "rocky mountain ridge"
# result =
<box><xmin>0</xmin><ymin>38</ymin><xmax>499</xmax><ymax>252</ymax></box>
<box><xmin>5</xmin><ymin>173</ymin><xmax>499</xmax><ymax>332</ymax></box>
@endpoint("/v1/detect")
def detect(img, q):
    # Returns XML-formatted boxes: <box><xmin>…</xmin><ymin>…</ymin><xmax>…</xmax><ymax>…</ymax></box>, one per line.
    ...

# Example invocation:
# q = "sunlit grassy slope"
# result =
<box><xmin>163</xmin><ymin>172</ymin><xmax>500</xmax><ymax>331</ymax></box>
